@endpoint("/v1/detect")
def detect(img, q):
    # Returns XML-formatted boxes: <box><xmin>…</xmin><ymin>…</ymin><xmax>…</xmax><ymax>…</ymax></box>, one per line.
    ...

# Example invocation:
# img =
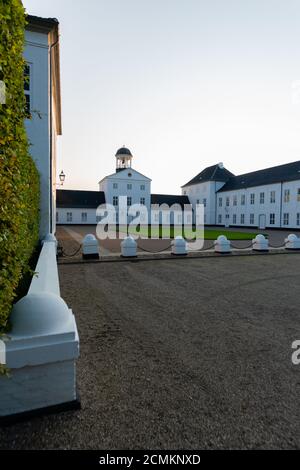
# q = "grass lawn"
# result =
<box><xmin>119</xmin><ymin>225</ymin><xmax>262</xmax><ymax>240</ymax></box>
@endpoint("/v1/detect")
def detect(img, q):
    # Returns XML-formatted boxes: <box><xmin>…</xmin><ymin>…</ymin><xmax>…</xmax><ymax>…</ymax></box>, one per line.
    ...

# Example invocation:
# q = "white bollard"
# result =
<box><xmin>121</xmin><ymin>236</ymin><xmax>137</xmax><ymax>258</ymax></box>
<box><xmin>252</xmin><ymin>234</ymin><xmax>269</xmax><ymax>252</ymax></box>
<box><xmin>285</xmin><ymin>234</ymin><xmax>300</xmax><ymax>250</ymax></box>
<box><xmin>82</xmin><ymin>234</ymin><xmax>99</xmax><ymax>259</ymax></box>
<box><xmin>214</xmin><ymin>235</ymin><xmax>231</xmax><ymax>253</ymax></box>
<box><xmin>172</xmin><ymin>236</ymin><xmax>187</xmax><ymax>256</ymax></box>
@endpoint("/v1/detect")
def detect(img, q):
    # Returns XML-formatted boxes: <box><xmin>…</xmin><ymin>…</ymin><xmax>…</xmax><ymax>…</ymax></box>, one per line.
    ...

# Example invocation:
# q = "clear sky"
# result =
<box><xmin>23</xmin><ymin>0</ymin><xmax>300</xmax><ymax>194</ymax></box>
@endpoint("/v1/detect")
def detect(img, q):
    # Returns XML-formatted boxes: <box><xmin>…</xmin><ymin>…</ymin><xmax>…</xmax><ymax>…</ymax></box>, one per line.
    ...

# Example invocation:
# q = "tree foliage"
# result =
<box><xmin>0</xmin><ymin>0</ymin><xmax>40</xmax><ymax>333</ymax></box>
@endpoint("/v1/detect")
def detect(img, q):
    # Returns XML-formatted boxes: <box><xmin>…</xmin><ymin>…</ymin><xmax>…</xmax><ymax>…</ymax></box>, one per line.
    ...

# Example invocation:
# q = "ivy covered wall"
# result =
<box><xmin>0</xmin><ymin>0</ymin><xmax>40</xmax><ymax>333</ymax></box>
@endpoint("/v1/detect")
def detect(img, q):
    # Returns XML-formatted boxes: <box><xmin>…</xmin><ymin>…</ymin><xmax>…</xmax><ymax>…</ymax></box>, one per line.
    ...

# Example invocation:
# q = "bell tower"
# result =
<box><xmin>115</xmin><ymin>146</ymin><xmax>133</xmax><ymax>172</ymax></box>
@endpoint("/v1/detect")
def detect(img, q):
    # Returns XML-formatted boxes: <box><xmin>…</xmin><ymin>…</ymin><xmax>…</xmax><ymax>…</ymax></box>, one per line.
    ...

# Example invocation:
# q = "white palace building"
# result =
<box><xmin>57</xmin><ymin>147</ymin><xmax>300</xmax><ymax>230</ymax></box>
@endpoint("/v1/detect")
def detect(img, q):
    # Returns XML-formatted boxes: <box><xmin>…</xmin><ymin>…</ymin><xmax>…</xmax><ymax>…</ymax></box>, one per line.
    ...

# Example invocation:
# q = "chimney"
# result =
<box><xmin>218</xmin><ymin>162</ymin><xmax>224</xmax><ymax>169</ymax></box>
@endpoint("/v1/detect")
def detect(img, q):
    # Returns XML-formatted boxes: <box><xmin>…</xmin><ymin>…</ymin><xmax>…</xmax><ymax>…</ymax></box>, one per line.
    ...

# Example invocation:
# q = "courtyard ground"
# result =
<box><xmin>55</xmin><ymin>225</ymin><xmax>300</xmax><ymax>258</ymax></box>
<box><xmin>0</xmin><ymin>253</ymin><xmax>299</xmax><ymax>449</ymax></box>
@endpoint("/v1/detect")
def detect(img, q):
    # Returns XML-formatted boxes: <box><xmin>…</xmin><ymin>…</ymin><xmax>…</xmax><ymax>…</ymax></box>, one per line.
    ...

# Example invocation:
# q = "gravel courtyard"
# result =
<box><xmin>0</xmin><ymin>254</ymin><xmax>300</xmax><ymax>449</ymax></box>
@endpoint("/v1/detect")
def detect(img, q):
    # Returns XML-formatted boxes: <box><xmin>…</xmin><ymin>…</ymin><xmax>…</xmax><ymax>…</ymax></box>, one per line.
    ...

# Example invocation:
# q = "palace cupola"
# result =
<box><xmin>115</xmin><ymin>146</ymin><xmax>133</xmax><ymax>172</ymax></box>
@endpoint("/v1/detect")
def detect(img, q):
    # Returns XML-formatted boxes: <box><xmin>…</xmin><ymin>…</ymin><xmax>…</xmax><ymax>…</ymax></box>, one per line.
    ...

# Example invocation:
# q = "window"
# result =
<box><xmin>183</xmin><ymin>191</ymin><xmax>187</xmax><ymax>195</ymax></box>
<box><xmin>203</xmin><ymin>198</ymin><xmax>207</xmax><ymax>207</ymax></box>
<box><xmin>270</xmin><ymin>191</ymin><xmax>276</xmax><ymax>203</ymax></box>
<box><xmin>241</xmin><ymin>194</ymin><xmax>246</xmax><ymax>206</ymax></box>
<box><xmin>56</xmin><ymin>212</ymin><xmax>59</xmax><ymax>223</ymax></box>
<box><xmin>260</xmin><ymin>192</ymin><xmax>265</xmax><ymax>204</ymax></box>
<box><xmin>67</xmin><ymin>212</ymin><xmax>72</xmax><ymax>223</ymax></box>
<box><xmin>196</xmin><ymin>199</ymin><xmax>200</xmax><ymax>205</ymax></box>
<box><xmin>250</xmin><ymin>213</ymin><xmax>254</xmax><ymax>225</ymax></box>
<box><xmin>113</xmin><ymin>183</ymin><xmax>118</xmax><ymax>189</ymax></box>
<box><xmin>81</xmin><ymin>212</ymin><xmax>87</xmax><ymax>223</ymax></box>
<box><xmin>127</xmin><ymin>184</ymin><xmax>132</xmax><ymax>190</ymax></box>
<box><xmin>96</xmin><ymin>215</ymin><xmax>101</xmax><ymax>223</ymax></box>
<box><xmin>269</xmin><ymin>213</ymin><xmax>275</xmax><ymax>225</ymax></box>
<box><xmin>226</xmin><ymin>197</ymin><xmax>230</xmax><ymax>207</ymax></box>
<box><xmin>233</xmin><ymin>195</ymin><xmax>237</xmax><ymax>206</ymax></box>
<box><xmin>177</xmin><ymin>214</ymin><xmax>182</xmax><ymax>224</ymax></box>
<box><xmin>218</xmin><ymin>214</ymin><xmax>222</xmax><ymax>224</ymax></box>
<box><xmin>218</xmin><ymin>197</ymin><xmax>222</xmax><ymax>207</ymax></box>
<box><xmin>24</xmin><ymin>64</ymin><xmax>31</xmax><ymax>116</ymax></box>
<box><xmin>233</xmin><ymin>214</ymin><xmax>237</xmax><ymax>224</ymax></box>
<box><xmin>297</xmin><ymin>189</ymin><xmax>300</xmax><ymax>202</ymax></box>
<box><xmin>140</xmin><ymin>184</ymin><xmax>145</xmax><ymax>191</ymax></box>
<box><xmin>127</xmin><ymin>196</ymin><xmax>132</xmax><ymax>206</ymax></box>
<box><xmin>297</xmin><ymin>213</ymin><xmax>300</xmax><ymax>226</ymax></box>
<box><xmin>113</xmin><ymin>196</ymin><xmax>118</xmax><ymax>206</ymax></box>
<box><xmin>154</xmin><ymin>213</ymin><xmax>159</xmax><ymax>222</ymax></box>
<box><xmin>283</xmin><ymin>213</ymin><xmax>289</xmax><ymax>225</ymax></box>
<box><xmin>240</xmin><ymin>214</ymin><xmax>245</xmax><ymax>224</ymax></box>
<box><xmin>140</xmin><ymin>197</ymin><xmax>145</xmax><ymax>205</ymax></box>
<box><xmin>250</xmin><ymin>193</ymin><xmax>255</xmax><ymax>205</ymax></box>
<box><xmin>284</xmin><ymin>189</ymin><xmax>290</xmax><ymax>203</ymax></box>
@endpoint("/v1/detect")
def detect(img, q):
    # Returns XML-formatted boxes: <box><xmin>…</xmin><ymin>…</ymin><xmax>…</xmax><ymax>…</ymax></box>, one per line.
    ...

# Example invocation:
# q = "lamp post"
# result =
<box><xmin>58</xmin><ymin>170</ymin><xmax>65</xmax><ymax>186</ymax></box>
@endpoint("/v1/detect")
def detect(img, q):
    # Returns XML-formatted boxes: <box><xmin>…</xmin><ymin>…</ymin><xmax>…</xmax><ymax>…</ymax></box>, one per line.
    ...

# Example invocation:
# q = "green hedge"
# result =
<box><xmin>0</xmin><ymin>0</ymin><xmax>40</xmax><ymax>333</ymax></box>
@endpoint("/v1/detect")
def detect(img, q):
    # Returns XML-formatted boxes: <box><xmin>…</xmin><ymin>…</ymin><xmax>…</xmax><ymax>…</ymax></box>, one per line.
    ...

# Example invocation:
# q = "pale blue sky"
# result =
<box><xmin>23</xmin><ymin>0</ymin><xmax>300</xmax><ymax>193</ymax></box>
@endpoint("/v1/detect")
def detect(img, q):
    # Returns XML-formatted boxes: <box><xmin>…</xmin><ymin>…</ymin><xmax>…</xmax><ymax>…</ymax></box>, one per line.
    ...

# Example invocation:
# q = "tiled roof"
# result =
<box><xmin>151</xmin><ymin>194</ymin><xmax>191</xmax><ymax>208</ymax></box>
<box><xmin>56</xmin><ymin>190</ymin><xmax>106</xmax><ymax>208</ymax></box>
<box><xmin>182</xmin><ymin>164</ymin><xmax>234</xmax><ymax>188</ymax></box>
<box><xmin>218</xmin><ymin>160</ymin><xmax>300</xmax><ymax>192</ymax></box>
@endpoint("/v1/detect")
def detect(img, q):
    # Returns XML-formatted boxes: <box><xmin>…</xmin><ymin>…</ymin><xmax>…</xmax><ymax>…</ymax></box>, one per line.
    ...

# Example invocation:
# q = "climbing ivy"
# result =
<box><xmin>0</xmin><ymin>0</ymin><xmax>40</xmax><ymax>333</ymax></box>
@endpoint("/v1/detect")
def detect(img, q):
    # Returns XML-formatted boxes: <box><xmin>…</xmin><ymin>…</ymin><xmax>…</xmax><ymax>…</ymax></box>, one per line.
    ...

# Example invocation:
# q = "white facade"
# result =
<box><xmin>182</xmin><ymin>162</ymin><xmax>300</xmax><ymax>229</ymax></box>
<box><xmin>57</xmin><ymin>208</ymin><xmax>99</xmax><ymax>225</ymax></box>
<box><xmin>217</xmin><ymin>181</ymin><xmax>300</xmax><ymax>229</ymax></box>
<box><xmin>183</xmin><ymin>180</ymin><xmax>225</xmax><ymax>225</ymax></box>
<box><xmin>24</xmin><ymin>17</ymin><xmax>62</xmax><ymax>239</ymax></box>
<box><xmin>99</xmin><ymin>167</ymin><xmax>151</xmax><ymax>223</ymax></box>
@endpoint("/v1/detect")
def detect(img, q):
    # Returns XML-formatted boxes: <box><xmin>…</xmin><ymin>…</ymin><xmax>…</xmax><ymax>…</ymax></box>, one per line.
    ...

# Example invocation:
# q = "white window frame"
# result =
<box><xmin>270</xmin><ymin>191</ymin><xmax>276</xmax><ymax>203</ymax></box>
<box><xmin>269</xmin><ymin>213</ymin><xmax>275</xmax><ymax>225</ymax></box>
<box><xmin>284</xmin><ymin>189</ymin><xmax>290</xmax><ymax>203</ymax></box>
